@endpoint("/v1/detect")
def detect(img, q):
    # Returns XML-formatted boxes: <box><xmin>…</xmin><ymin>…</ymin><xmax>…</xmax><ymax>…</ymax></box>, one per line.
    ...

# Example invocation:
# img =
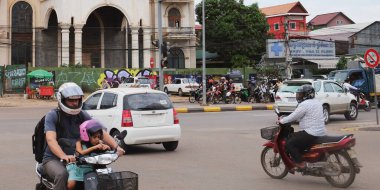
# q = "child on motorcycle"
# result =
<box><xmin>67</xmin><ymin>120</ymin><xmax>111</xmax><ymax>190</ymax></box>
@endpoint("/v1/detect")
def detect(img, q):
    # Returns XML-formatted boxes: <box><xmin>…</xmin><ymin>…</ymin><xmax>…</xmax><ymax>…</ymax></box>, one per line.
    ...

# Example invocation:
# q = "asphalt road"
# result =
<box><xmin>0</xmin><ymin>106</ymin><xmax>379</xmax><ymax>189</ymax></box>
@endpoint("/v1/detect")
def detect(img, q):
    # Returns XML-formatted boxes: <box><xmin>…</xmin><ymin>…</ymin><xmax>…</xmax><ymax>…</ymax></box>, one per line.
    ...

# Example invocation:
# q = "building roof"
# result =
<box><xmin>308</xmin><ymin>12</ymin><xmax>355</xmax><ymax>26</ymax></box>
<box><xmin>308</xmin><ymin>22</ymin><xmax>372</xmax><ymax>41</ymax></box>
<box><xmin>260</xmin><ymin>1</ymin><xmax>308</xmax><ymax>17</ymax></box>
<box><xmin>349</xmin><ymin>21</ymin><xmax>380</xmax><ymax>38</ymax></box>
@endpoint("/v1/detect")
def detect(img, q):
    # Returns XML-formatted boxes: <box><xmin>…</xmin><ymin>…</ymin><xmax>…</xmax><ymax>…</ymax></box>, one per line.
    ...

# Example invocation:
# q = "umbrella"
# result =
<box><xmin>27</xmin><ymin>69</ymin><xmax>53</xmax><ymax>78</ymax></box>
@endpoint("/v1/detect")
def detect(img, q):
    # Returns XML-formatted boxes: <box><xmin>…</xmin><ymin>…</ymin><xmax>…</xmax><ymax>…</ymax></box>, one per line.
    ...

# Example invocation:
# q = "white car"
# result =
<box><xmin>163</xmin><ymin>78</ymin><xmax>199</xmax><ymax>96</ymax></box>
<box><xmin>274</xmin><ymin>79</ymin><xmax>358</xmax><ymax>123</ymax></box>
<box><xmin>82</xmin><ymin>88</ymin><xmax>181</xmax><ymax>151</ymax></box>
<box><xmin>118</xmin><ymin>77</ymin><xmax>152</xmax><ymax>89</ymax></box>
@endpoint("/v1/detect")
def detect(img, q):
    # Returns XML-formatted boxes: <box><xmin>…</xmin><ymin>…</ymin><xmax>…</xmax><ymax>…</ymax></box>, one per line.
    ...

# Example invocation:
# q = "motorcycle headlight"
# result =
<box><xmin>84</xmin><ymin>157</ymin><xmax>97</xmax><ymax>164</ymax></box>
<box><xmin>96</xmin><ymin>154</ymin><xmax>119</xmax><ymax>165</ymax></box>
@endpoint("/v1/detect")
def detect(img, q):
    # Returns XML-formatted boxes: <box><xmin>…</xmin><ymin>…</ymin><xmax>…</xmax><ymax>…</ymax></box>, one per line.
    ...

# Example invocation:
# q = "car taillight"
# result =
<box><xmin>275</xmin><ymin>95</ymin><xmax>281</xmax><ymax>101</ymax></box>
<box><xmin>173</xmin><ymin>109</ymin><xmax>179</xmax><ymax>124</ymax></box>
<box><xmin>122</xmin><ymin>110</ymin><xmax>133</xmax><ymax>127</ymax></box>
<box><xmin>185</xmin><ymin>85</ymin><xmax>191</xmax><ymax>88</ymax></box>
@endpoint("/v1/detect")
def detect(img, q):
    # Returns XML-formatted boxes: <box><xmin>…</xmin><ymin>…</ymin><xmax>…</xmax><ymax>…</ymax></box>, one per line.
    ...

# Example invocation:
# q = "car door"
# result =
<box><xmin>322</xmin><ymin>82</ymin><xmax>340</xmax><ymax>113</ymax></box>
<box><xmin>331</xmin><ymin>82</ymin><xmax>351</xmax><ymax>111</ymax></box>
<box><xmin>94</xmin><ymin>92</ymin><xmax>118</xmax><ymax>129</ymax></box>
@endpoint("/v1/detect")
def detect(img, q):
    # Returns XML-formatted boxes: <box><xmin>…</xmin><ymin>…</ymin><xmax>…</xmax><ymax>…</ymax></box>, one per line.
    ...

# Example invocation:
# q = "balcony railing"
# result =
<box><xmin>163</xmin><ymin>27</ymin><xmax>195</xmax><ymax>40</ymax></box>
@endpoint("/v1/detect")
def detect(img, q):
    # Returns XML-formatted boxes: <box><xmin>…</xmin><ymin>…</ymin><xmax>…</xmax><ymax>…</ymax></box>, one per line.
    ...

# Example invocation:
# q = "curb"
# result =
<box><xmin>175</xmin><ymin>104</ymin><xmax>274</xmax><ymax>113</ymax></box>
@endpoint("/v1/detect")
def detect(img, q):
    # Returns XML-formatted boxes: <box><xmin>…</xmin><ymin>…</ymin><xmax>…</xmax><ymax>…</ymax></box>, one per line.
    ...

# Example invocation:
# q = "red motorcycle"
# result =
<box><xmin>260</xmin><ymin>109</ymin><xmax>362</xmax><ymax>188</ymax></box>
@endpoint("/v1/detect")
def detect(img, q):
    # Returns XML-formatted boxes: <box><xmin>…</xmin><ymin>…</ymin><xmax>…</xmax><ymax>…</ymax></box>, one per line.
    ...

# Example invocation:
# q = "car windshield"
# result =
<box><xmin>123</xmin><ymin>93</ymin><xmax>173</xmax><ymax>110</ymax></box>
<box><xmin>279</xmin><ymin>82</ymin><xmax>312</xmax><ymax>93</ymax></box>
<box><xmin>183</xmin><ymin>78</ymin><xmax>196</xmax><ymax>83</ymax></box>
<box><xmin>138</xmin><ymin>78</ymin><xmax>150</xmax><ymax>84</ymax></box>
<box><xmin>329</xmin><ymin>71</ymin><xmax>348</xmax><ymax>82</ymax></box>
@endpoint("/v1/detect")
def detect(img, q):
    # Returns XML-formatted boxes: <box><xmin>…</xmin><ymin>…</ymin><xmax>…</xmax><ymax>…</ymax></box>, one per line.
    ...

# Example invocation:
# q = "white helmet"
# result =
<box><xmin>57</xmin><ymin>82</ymin><xmax>84</xmax><ymax>115</ymax></box>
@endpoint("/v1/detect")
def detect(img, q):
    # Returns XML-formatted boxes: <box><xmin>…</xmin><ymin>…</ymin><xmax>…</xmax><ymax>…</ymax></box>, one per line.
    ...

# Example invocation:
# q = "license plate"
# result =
<box><xmin>347</xmin><ymin>149</ymin><xmax>357</xmax><ymax>158</ymax></box>
<box><xmin>287</xmin><ymin>97</ymin><xmax>296</xmax><ymax>102</ymax></box>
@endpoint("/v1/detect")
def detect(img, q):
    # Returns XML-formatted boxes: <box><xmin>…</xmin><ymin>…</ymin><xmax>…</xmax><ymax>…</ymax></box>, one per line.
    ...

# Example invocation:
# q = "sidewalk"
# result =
<box><xmin>0</xmin><ymin>94</ymin><xmax>275</xmax><ymax>112</ymax></box>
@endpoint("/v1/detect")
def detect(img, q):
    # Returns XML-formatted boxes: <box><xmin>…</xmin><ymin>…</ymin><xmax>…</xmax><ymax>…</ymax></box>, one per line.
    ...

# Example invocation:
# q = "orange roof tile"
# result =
<box><xmin>260</xmin><ymin>1</ymin><xmax>308</xmax><ymax>16</ymax></box>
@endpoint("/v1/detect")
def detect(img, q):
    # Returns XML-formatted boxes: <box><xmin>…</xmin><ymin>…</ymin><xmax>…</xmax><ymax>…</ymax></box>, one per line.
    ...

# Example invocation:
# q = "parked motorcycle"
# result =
<box><xmin>35</xmin><ymin>130</ymin><xmax>137</xmax><ymax>190</ymax></box>
<box><xmin>260</xmin><ymin>109</ymin><xmax>362</xmax><ymax>188</ymax></box>
<box><xmin>189</xmin><ymin>88</ymin><xmax>203</xmax><ymax>103</ymax></box>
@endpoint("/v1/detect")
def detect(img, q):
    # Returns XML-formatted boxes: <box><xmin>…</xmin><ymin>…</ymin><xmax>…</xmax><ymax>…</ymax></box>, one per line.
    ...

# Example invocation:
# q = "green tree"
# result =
<box><xmin>336</xmin><ymin>56</ymin><xmax>347</xmax><ymax>70</ymax></box>
<box><xmin>195</xmin><ymin>0</ymin><xmax>269</xmax><ymax>68</ymax></box>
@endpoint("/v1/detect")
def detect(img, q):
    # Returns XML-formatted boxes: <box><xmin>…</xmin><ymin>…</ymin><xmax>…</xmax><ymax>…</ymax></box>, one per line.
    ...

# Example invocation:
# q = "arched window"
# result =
<box><xmin>168</xmin><ymin>47</ymin><xmax>185</xmax><ymax>69</ymax></box>
<box><xmin>12</xmin><ymin>1</ymin><xmax>33</xmax><ymax>65</ymax></box>
<box><xmin>168</xmin><ymin>8</ymin><xmax>181</xmax><ymax>27</ymax></box>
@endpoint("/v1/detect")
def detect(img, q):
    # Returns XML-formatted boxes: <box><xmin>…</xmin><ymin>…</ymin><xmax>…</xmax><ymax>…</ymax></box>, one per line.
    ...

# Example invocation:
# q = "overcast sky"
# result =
<box><xmin>194</xmin><ymin>0</ymin><xmax>380</xmax><ymax>23</ymax></box>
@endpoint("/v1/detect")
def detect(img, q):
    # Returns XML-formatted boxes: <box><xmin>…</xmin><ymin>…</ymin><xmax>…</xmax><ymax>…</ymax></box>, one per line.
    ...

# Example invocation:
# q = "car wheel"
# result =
<box><xmin>344</xmin><ymin>103</ymin><xmax>358</xmax><ymax>120</ymax></box>
<box><xmin>178</xmin><ymin>89</ymin><xmax>183</xmax><ymax>96</ymax></box>
<box><xmin>164</xmin><ymin>87</ymin><xmax>169</xmax><ymax>94</ymax></box>
<box><xmin>163</xmin><ymin>141</ymin><xmax>178</xmax><ymax>151</ymax></box>
<box><xmin>110</xmin><ymin>130</ymin><xmax>127</xmax><ymax>150</ymax></box>
<box><xmin>323</xmin><ymin>105</ymin><xmax>330</xmax><ymax>124</ymax></box>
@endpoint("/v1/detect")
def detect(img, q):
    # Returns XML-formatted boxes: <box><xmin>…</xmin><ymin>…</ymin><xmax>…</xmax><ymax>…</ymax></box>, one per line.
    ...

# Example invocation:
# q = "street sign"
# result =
<box><xmin>364</xmin><ymin>48</ymin><xmax>380</xmax><ymax>68</ymax></box>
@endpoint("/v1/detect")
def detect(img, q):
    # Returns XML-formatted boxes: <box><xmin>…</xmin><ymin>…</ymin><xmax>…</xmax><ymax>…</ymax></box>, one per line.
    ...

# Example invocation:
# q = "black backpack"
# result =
<box><xmin>32</xmin><ymin>109</ymin><xmax>61</xmax><ymax>163</ymax></box>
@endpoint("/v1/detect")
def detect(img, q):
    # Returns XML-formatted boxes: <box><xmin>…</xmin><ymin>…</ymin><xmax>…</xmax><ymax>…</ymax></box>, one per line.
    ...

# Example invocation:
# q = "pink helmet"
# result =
<box><xmin>79</xmin><ymin>119</ymin><xmax>104</xmax><ymax>142</ymax></box>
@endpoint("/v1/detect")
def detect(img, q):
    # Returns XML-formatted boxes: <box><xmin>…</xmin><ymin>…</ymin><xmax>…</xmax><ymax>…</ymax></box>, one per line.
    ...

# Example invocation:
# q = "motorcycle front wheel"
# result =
<box><xmin>189</xmin><ymin>96</ymin><xmax>196</xmax><ymax>103</ymax></box>
<box><xmin>324</xmin><ymin>151</ymin><xmax>356</xmax><ymax>188</ymax></box>
<box><xmin>261</xmin><ymin>147</ymin><xmax>288</xmax><ymax>179</ymax></box>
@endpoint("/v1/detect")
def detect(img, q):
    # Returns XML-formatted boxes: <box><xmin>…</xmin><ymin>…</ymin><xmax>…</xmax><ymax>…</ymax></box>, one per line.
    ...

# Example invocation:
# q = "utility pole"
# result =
<box><xmin>284</xmin><ymin>18</ymin><xmax>292</xmax><ymax>79</ymax></box>
<box><xmin>158</xmin><ymin>0</ymin><xmax>164</xmax><ymax>91</ymax></box>
<box><xmin>201</xmin><ymin>0</ymin><xmax>207</xmax><ymax>105</ymax></box>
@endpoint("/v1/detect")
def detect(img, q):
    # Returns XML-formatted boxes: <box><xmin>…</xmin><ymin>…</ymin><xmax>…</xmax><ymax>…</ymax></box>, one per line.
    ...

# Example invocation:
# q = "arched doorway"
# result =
<box><xmin>83</xmin><ymin>7</ymin><xmax>129</xmax><ymax>68</ymax></box>
<box><xmin>11</xmin><ymin>1</ymin><xmax>33</xmax><ymax>66</ymax></box>
<box><xmin>168</xmin><ymin>47</ymin><xmax>185</xmax><ymax>69</ymax></box>
<box><xmin>35</xmin><ymin>10</ymin><xmax>58</xmax><ymax>67</ymax></box>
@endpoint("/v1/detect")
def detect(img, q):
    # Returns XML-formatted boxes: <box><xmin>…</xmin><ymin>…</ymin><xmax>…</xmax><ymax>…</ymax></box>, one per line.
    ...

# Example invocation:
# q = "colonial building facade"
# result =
<box><xmin>0</xmin><ymin>0</ymin><xmax>197</xmax><ymax>68</ymax></box>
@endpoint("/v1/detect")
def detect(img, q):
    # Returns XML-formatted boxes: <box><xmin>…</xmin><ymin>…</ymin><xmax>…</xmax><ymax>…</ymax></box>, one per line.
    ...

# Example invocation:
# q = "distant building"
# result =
<box><xmin>0</xmin><ymin>0</ymin><xmax>196</xmax><ymax>68</ymax></box>
<box><xmin>260</xmin><ymin>1</ymin><xmax>309</xmax><ymax>39</ymax></box>
<box><xmin>308</xmin><ymin>12</ymin><xmax>355</xmax><ymax>30</ymax></box>
<box><xmin>309</xmin><ymin>23</ymin><xmax>372</xmax><ymax>55</ymax></box>
<box><xmin>349</xmin><ymin>21</ymin><xmax>380</xmax><ymax>55</ymax></box>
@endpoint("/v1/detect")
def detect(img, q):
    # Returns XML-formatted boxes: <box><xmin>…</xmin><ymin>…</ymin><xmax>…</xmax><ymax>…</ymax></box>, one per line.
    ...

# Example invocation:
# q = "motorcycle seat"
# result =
<box><xmin>314</xmin><ymin>134</ymin><xmax>353</xmax><ymax>144</ymax></box>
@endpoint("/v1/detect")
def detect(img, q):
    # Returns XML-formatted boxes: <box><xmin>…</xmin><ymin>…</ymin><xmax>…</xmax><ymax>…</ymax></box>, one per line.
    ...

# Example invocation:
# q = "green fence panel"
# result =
<box><xmin>5</xmin><ymin>65</ymin><xmax>26</xmax><ymax>93</ymax></box>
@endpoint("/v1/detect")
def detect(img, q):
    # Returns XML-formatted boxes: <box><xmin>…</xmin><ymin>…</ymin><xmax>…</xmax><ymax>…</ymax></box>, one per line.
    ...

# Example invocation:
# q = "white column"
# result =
<box><xmin>125</xmin><ymin>28</ymin><xmax>129</xmax><ymax>68</ymax></box>
<box><xmin>101</xmin><ymin>28</ymin><xmax>105</xmax><ymax>68</ymax></box>
<box><xmin>32</xmin><ymin>28</ymin><xmax>36</xmax><ymax>67</ymax></box>
<box><xmin>74</xmin><ymin>24</ymin><xmax>84</xmax><ymax>65</ymax></box>
<box><xmin>60</xmin><ymin>24</ymin><xmax>70</xmax><ymax>66</ymax></box>
<box><xmin>131</xmin><ymin>27</ymin><xmax>139</xmax><ymax>68</ymax></box>
<box><xmin>143</xmin><ymin>27</ymin><xmax>151</xmax><ymax>68</ymax></box>
<box><xmin>57</xmin><ymin>30</ymin><xmax>62</xmax><ymax>67</ymax></box>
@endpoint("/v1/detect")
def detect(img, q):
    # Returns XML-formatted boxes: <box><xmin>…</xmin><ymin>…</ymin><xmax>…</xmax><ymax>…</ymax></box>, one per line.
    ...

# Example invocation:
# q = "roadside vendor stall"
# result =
<box><xmin>27</xmin><ymin>69</ymin><xmax>54</xmax><ymax>99</ymax></box>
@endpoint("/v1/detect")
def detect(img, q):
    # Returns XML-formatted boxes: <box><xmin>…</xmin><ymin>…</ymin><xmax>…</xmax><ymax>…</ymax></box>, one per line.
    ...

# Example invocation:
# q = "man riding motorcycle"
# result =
<box><xmin>278</xmin><ymin>84</ymin><xmax>326</xmax><ymax>169</ymax></box>
<box><xmin>42</xmin><ymin>82</ymin><xmax>125</xmax><ymax>190</ymax></box>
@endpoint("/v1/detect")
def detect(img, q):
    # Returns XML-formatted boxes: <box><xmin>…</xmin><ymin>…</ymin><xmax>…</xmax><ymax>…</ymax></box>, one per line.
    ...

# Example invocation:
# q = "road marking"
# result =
<box><xmin>266</xmin><ymin>105</ymin><xmax>274</xmax><ymax>110</ymax></box>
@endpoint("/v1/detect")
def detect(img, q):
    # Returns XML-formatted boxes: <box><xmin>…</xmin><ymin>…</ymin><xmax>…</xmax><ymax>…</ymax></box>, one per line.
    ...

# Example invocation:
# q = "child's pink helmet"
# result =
<box><xmin>79</xmin><ymin>119</ymin><xmax>104</xmax><ymax>142</ymax></box>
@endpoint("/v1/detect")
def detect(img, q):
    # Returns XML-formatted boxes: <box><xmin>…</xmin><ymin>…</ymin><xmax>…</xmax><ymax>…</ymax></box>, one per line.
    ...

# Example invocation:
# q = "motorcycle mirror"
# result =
<box><xmin>274</xmin><ymin>108</ymin><xmax>280</xmax><ymax>115</ymax></box>
<box><xmin>116</xmin><ymin>130</ymin><xmax>128</xmax><ymax>140</ymax></box>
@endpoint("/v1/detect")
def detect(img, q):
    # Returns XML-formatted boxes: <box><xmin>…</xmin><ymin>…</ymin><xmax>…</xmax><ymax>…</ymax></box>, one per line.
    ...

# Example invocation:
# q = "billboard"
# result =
<box><xmin>267</xmin><ymin>39</ymin><xmax>335</xmax><ymax>59</ymax></box>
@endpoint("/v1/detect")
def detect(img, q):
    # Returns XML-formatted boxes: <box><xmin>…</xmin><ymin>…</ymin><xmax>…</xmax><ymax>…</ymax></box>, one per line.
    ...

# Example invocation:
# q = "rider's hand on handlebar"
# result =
<box><xmin>116</xmin><ymin>146</ymin><xmax>126</xmax><ymax>156</ymax></box>
<box><xmin>61</xmin><ymin>155</ymin><xmax>76</xmax><ymax>164</ymax></box>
